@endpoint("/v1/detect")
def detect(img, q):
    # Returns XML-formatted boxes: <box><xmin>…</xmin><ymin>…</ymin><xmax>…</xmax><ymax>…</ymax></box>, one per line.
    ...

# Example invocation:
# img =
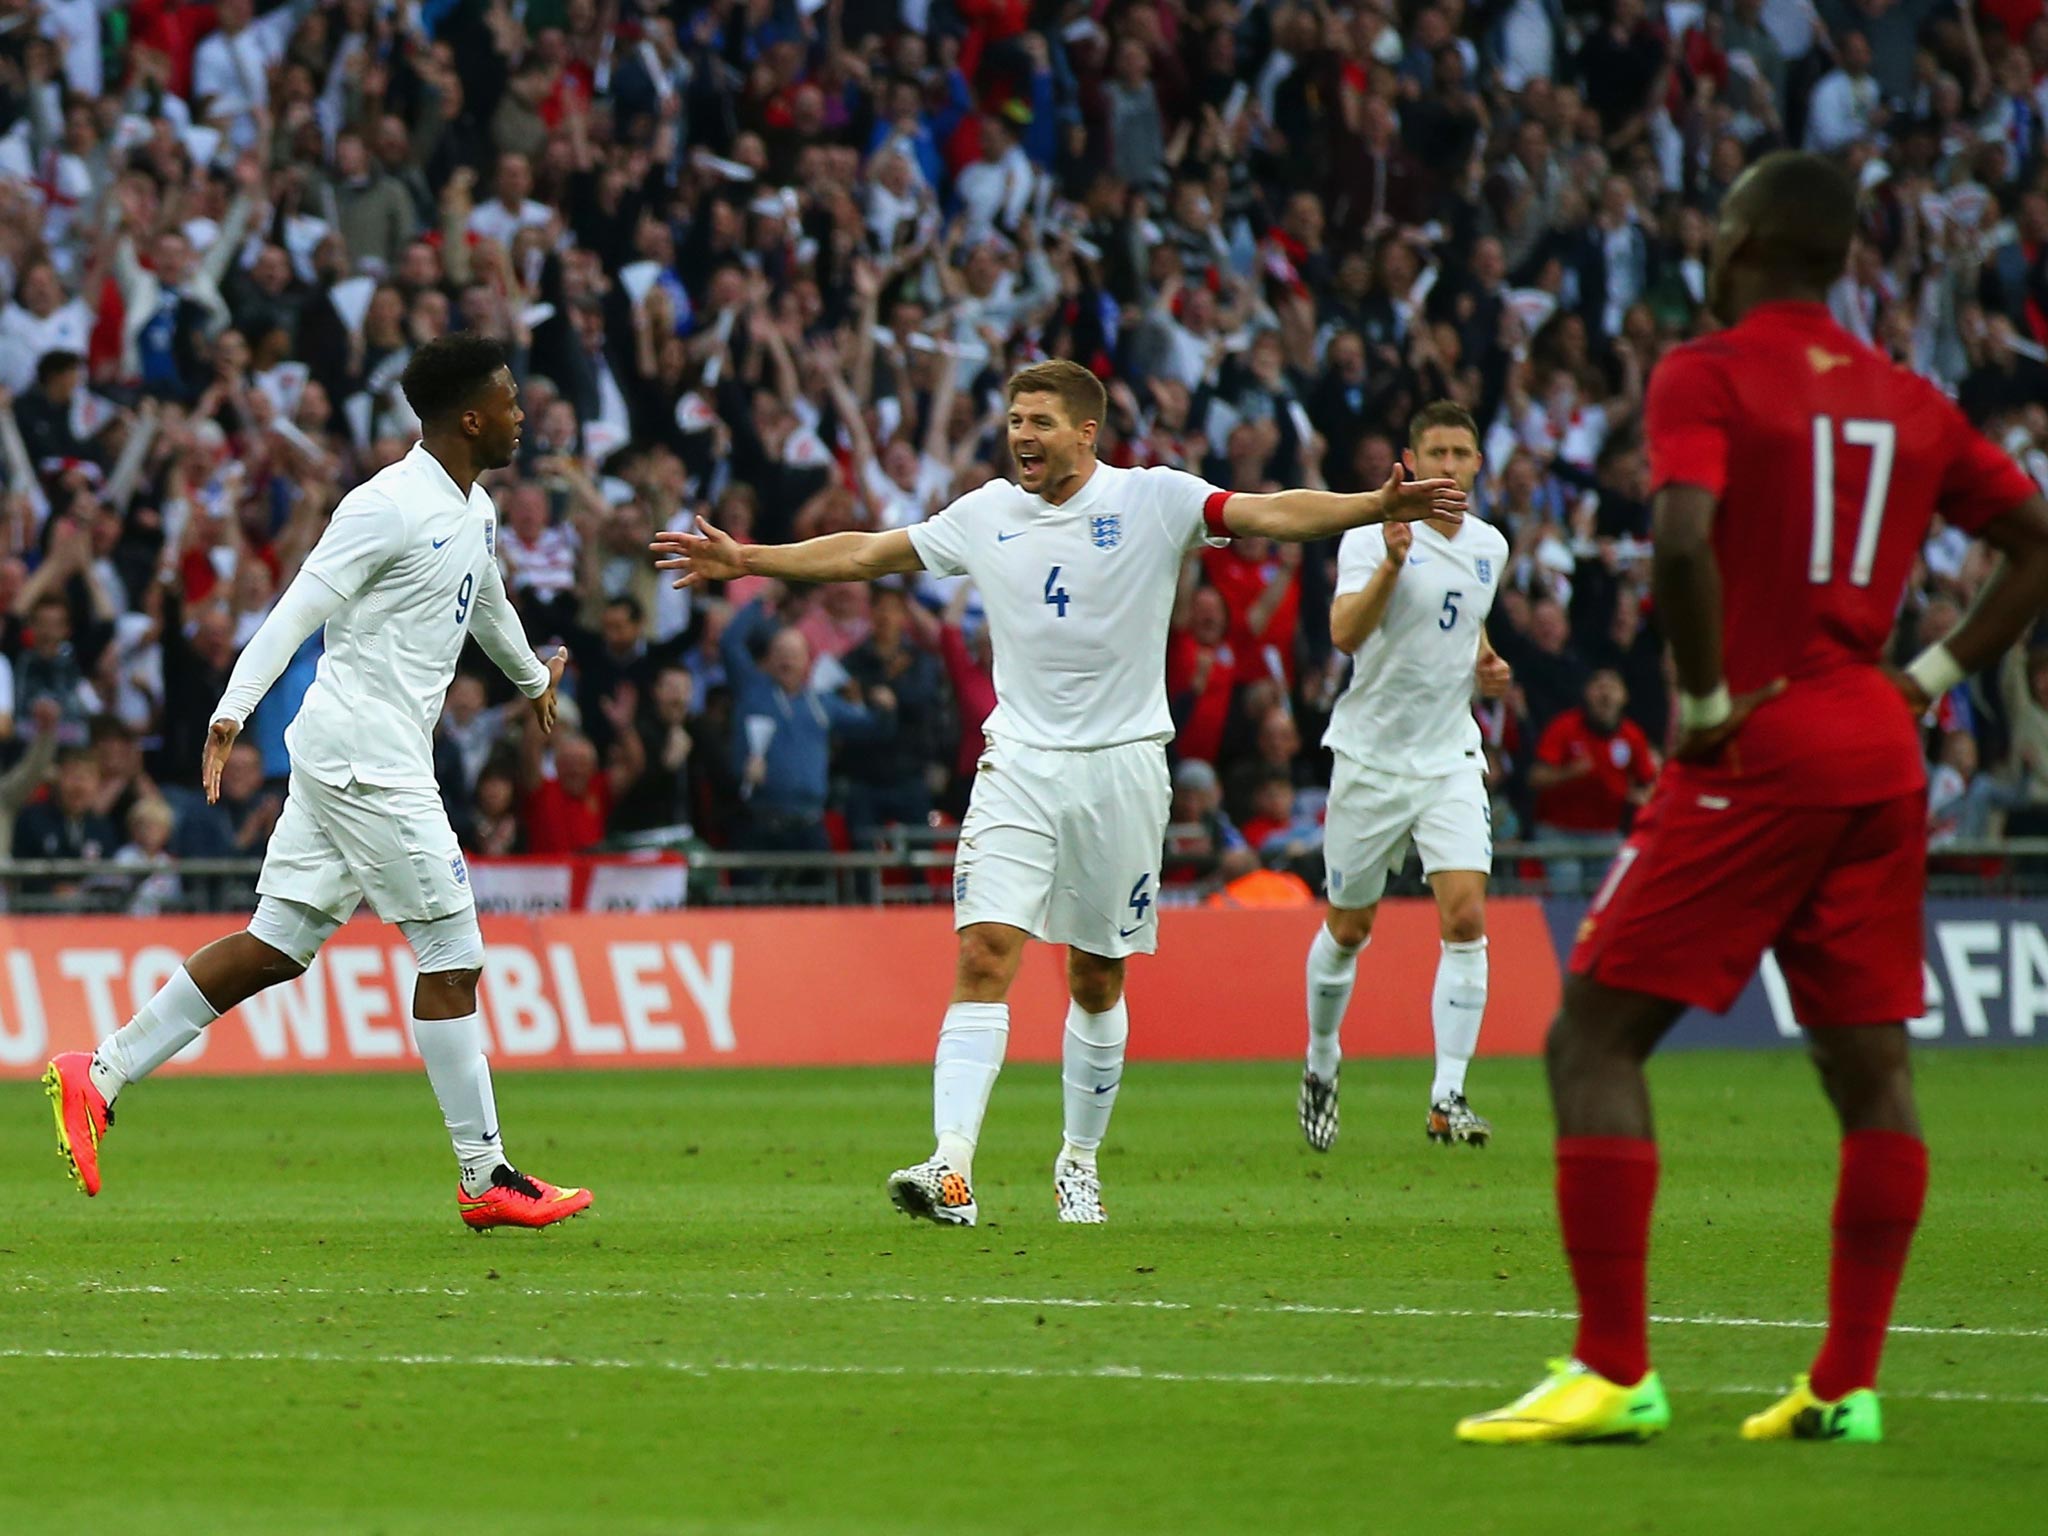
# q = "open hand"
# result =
<box><xmin>651</xmin><ymin>516</ymin><xmax>748</xmax><ymax>587</ymax></box>
<box><xmin>1674</xmin><ymin>679</ymin><xmax>1788</xmax><ymax>764</ymax></box>
<box><xmin>533</xmin><ymin>648</ymin><xmax>570</xmax><ymax>735</ymax></box>
<box><xmin>202</xmin><ymin>717</ymin><xmax>240</xmax><ymax>803</ymax></box>
<box><xmin>1377</xmin><ymin>464</ymin><xmax>1466</xmax><ymax>524</ymax></box>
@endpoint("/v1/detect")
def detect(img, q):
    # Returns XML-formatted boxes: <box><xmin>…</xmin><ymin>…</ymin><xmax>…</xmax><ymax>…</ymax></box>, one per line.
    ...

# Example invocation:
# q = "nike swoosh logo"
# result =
<box><xmin>1118</xmin><ymin>925</ymin><xmax>1143</xmax><ymax>938</ymax></box>
<box><xmin>432</xmin><ymin>536</ymin><xmax>451</xmax><ymax>549</ymax></box>
<box><xmin>1407</xmin><ymin>556</ymin><xmax>1429</xmax><ymax>565</ymax></box>
<box><xmin>997</xmin><ymin>531</ymin><xmax>1026</xmax><ymax>542</ymax></box>
<box><xmin>1094</xmin><ymin>1080</ymin><xmax>1121</xmax><ymax>1095</ymax></box>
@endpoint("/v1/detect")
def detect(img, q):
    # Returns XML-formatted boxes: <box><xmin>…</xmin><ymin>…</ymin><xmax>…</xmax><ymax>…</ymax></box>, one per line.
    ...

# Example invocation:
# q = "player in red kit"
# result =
<box><xmin>1458</xmin><ymin>153</ymin><xmax>2048</xmax><ymax>1446</ymax></box>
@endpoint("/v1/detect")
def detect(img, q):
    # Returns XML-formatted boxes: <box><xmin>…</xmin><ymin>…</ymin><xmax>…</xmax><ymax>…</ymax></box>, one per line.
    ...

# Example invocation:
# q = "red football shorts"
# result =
<box><xmin>1569</xmin><ymin>782</ymin><xmax>1926</xmax><ymax>1028</ymax></box>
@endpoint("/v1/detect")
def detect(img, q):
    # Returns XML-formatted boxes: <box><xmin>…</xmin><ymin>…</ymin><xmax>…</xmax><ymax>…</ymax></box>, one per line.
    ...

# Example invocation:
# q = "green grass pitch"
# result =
<box><xmin>5</xmin><ymin>1052</ymin><xmax>2046</xmax><ymax>1534</ymax></box>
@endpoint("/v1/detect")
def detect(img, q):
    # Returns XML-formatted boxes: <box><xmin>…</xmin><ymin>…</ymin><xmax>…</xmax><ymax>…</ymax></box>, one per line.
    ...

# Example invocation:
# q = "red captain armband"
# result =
<box><xmin>1203</xmin><ymin>491</ymin><xmax>1235</xmax><ymax>540</ymax></box>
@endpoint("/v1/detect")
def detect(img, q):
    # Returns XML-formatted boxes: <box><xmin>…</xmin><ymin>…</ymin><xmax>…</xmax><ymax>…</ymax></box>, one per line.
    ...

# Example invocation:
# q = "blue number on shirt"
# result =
<box><xmin>1439</xmin><ymin>590</ymin><xmax>1463</xmax><ymax>630</ymax></box>
<box><xmin>454</xmin><ymin>571</ymin><xmax>475</xmax><ymax>623</ymax></box>
<box><xmin>1128</xmin><ymin>873</ymin><xmax>1152</xmax><ymax>921</ymax></box>
<box><xmin>1044</xmin><ymin>565</ymin><xmax>1070</xmax><ymax>617</ymax></box>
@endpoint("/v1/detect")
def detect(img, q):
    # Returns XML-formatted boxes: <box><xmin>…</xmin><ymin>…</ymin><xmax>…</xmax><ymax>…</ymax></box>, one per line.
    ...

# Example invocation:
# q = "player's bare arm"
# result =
<box><xmin>1651</xmin><ymin>484</ymin><xmax>1787</xmax><ymax>762</ymax></box>
<box><xmin>1475</xmin><ymin>634</ymin><xmax>1512</xmax><ymax>698</ymax></box>
<box><xmin>1224</xmin><ymin>465</ymin><xmax>1466</xmax><ymax>542</ymax></box>
<box><xmin>652</xmin><ymin>519</ymin><xmax>924</xmax><ymax>587</ymax></box>
<box><xmin>1330</xmin><ymin>520</ymin><xmax>1411</xmax><ymax>654</ymax></box>
<box><xmin>1889</xmin><ymin>494</ymin><xmax>2048</xmax><ymax>711</ymax></box>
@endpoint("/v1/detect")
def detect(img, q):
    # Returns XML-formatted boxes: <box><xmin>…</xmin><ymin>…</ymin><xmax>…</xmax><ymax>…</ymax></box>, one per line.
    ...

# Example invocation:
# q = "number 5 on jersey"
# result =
<box><xmin>1044</xmin><ymin>565</ymin><xmax>1070</xmax><ymax>617</ymax></box>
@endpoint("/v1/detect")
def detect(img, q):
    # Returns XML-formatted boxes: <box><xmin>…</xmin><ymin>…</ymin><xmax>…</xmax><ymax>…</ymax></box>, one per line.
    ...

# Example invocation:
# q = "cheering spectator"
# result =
<box><xmin>1529</xmin><ymin>669</ymin><xmax>1658</xmax><ymax>889</ymax></box>
<box><xmin>721</xmin><ymin>592</ymin><xmax>894</xmax><ymax>858</ymax></box>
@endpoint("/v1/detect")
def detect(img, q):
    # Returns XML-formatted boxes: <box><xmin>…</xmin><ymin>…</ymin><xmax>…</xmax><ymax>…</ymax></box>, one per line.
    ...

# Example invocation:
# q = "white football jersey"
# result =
<box><xmin>1324</xmin><ymin>514</ymin><xmax>1509</xmax><ymax>777</ymax></box>
<box><xmin>288</xmin><ymin>444</ymin><xmax>542</xmax><ymax>789</ymax></box>
<box><xmin>908</xmin><ymin>463</ymin><xmax>1228</xmax><ymax>751</ymax></box>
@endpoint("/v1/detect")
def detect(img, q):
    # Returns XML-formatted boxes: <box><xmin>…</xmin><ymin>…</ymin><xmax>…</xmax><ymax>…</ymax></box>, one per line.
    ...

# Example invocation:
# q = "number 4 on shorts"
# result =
<box><xmin>1128</xmin><ymin>874</ymin><xmax>1152</xmax><ymax>922</ymax></box>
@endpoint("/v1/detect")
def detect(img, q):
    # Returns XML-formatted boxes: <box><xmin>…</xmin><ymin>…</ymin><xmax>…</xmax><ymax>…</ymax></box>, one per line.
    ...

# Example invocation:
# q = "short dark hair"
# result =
<box><xmin>1409</xmin><ymin>400</ymin><xmax>1479</xmax><ymax>447</ymax></box>
<box><xmin>605</xmin><ymin>595</ymin><xmax>644</xmax><ymax>625</ymax></box>
<box><xmin>37</xmin><ymin>350</ymin><xmax>82</xmax><ymax>385</ymax></box>
<box><xmin>1006</xmin><ymin>358</ymin><xmax>1108</xmax><ymax>430</ymax></box>
<box><xmin>400</xmin><ymin>332</ymin><xmax>509</xmax><ymax>425</ymax></box>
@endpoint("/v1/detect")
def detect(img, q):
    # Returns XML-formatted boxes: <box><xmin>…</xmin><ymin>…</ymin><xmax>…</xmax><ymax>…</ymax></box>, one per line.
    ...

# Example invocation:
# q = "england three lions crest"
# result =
<box><xmin>1476</xmin><ymin>557</ymin><xmax>1492</xmax><ymax>584</ymax></box>
<box><xmin>1090</xmin><ymin>512</ymin><xmax>1122</xmax><ymax>550</ymax></box>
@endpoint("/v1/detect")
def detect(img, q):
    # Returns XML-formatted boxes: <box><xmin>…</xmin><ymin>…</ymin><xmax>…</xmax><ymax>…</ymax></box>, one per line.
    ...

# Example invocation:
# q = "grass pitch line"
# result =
<box><xmin>2</xmin><ymin>1345</ymin><xmax>2045</xmax><ymax>1409</ymax></box>
<box><xmin>20</xmin><ymin>1279</ymin><xmax>2048</xmax><ymax>1343</ymax></box>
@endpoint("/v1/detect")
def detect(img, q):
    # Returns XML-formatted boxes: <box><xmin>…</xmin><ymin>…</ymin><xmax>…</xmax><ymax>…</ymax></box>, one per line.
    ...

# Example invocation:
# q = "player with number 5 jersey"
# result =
<box><xmin>1459</xmin><ymin>153</ymin><xmax>2048</xmax><ymax>1448</ymax></box>
<box><xmin>1303</xmin><ymin>402</ymin><xmax>1510</xmax><ymax>1157</ymax></box>
<box><xmin>653</xmin><ymin>358</ymin><xmax>1466</xmax><ymax>1227</ymax></box>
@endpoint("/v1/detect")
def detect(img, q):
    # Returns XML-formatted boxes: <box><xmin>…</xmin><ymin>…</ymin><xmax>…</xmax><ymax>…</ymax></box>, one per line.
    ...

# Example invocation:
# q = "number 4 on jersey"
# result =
<box><xmin>1044</xmin><ymin>565</ymin><xmax>1070</xmax><ymax>617</ymax></box>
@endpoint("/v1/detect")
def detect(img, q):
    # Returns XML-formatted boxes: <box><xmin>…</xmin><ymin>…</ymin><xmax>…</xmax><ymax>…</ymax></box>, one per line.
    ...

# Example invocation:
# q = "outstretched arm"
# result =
<box><xmin>653</xmin><ymin>519</ymin><xmax>924</xmax><ymax>589</ymax></box>
<box><xmin>1221</xmin><ymin>465</ymin><xmax>1465</xmax><ymax>542</ymax></box>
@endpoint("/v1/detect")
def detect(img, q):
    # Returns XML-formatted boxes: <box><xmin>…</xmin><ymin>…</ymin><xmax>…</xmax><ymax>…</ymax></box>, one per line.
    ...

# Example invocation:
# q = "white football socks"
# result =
<box><xmin>412</xmin><ymin>1009</ymin><xmax>505</xmax><ymax>1196</ymax></box>
<box><xmin>1305</xmin><ymin>924</ymin><xmax>1362</xmax><ymax>1082</ymax></box>
<box><xmin>1059</xmin><ymin>996</ymin><xmax>1129</xmax><ymax>1169</ymax></box>
<box><xmin>1430</xmin><ymin>937</ymin><xmax>1488</xmax><ymax>1103</ymax></box>
<box><xmin>90</xmin><ymin>965</ymin><xmax>220</xmax><ymax>1104</ymax></box>
<box><xmin>933</xmin><ymin>1001</ymin><xmax>1009</xmax><ymax>1182</ymax></box>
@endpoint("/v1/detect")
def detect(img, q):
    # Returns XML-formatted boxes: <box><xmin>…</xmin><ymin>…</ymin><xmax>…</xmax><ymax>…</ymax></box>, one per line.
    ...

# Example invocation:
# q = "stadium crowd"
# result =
<box><xmin>1</xmin><ymin>0</ymin><xmax>2046</xmax><ymax>907</ymax></box>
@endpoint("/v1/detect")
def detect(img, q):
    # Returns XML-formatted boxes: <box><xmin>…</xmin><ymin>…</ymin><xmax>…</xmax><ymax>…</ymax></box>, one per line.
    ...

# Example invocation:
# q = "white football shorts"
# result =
<box><xmin>952</xmin><ymin>737</ymin><xmax>1171</xmax><ymax>958</ymax></box>
<box><xmin>1323</xmin><ymin>755</ymin><xmax>1493</xmax><ymax>909</ymax></box>
<box><xmin>258</xmin><ymin>770</ymin><xmax>474</xmax><ymax>925</ymax></box>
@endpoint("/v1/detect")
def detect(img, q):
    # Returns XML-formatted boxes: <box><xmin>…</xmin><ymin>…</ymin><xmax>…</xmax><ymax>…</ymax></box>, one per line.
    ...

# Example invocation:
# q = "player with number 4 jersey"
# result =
<box><xmin>653</xmin><ymin>359</ymin><xmax>1466</xmax><ymax>1226</ymax></box>
<box><xmin>1302</xmin><ymin>402</ymin><xmax>1510</xmax><ymax>1155</ymax></box>
<box><xmin>1459</xmin><ymin>153</ymin><xmax>2048</xmax><ymax>1448</ymax></box>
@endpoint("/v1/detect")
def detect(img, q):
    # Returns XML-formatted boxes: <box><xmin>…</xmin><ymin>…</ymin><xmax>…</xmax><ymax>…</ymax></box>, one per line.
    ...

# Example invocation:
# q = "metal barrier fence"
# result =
<box><xmin>6</xmin><ymin>835</ymin><xmax>2048</xmax><ymax>913</ymax></box>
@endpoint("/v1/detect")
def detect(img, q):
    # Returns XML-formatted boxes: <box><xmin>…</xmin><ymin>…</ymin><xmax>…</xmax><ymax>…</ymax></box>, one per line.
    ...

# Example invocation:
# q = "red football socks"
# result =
<box><xmin>1556</xmin><ymin>1136</ymin><xmax>1659</xmax><ymax>1387</ymax></box>
<box><xmin>1809</xmin><ymin>1130</ymin><xmax>1928</xmax><ymax>1402</ymax></box>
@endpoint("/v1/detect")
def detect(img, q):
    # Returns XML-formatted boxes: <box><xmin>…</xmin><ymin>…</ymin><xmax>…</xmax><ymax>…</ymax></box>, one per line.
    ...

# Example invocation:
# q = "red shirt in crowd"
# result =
<box><xmin>938</xmin><ymin>625</ymin><xmax>996</xmax><ymax>785</ymax></box>
<box><xmin>1202</xmin><ymin>544</ymin><xmax>1299</xmax><ymax>686</ymax></box>
<box><xmin>1533</xmin><ymin>709</ymin><xmax>1657</xmax><ymax>833</ymax></box>
<box><xmin>1645</xmin><ymin>300</ymin><xmax>2035</xmax><ymax>806</ymax></box>
<box><xmin>1165</xmin><ymin>630</ymin><xmax>1241</xmax><ymax>765</ymax></box>
<box><xmin>524</xmin><ymin>774</ymin><xmax>613</xmax><ymax>855</ymax></box>
<box><xmin>129</xmin><ymin>0</ymin><xmax>219</xmax><ymax>99</ymax></box>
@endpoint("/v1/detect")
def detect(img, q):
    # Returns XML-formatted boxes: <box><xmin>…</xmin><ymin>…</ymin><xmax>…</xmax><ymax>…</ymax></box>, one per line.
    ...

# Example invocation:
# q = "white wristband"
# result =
<box><xmin>1677</xmin><ymin>684</ymin><xmax>1732</xmax><ymax>732</ymax></box>
<box><xmin>1904</xmin><ymin>642</ymin><xmax>1965</xmax><ymax>700</ymax></box>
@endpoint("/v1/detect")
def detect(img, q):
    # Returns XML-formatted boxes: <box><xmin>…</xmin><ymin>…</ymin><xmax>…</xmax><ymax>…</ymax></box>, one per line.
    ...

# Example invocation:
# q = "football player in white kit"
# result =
<box><xmin>42</xmin><ymin>335</ymin><xmax>595</xmax><ymax>1231</ymax></box>
<box><xmin>654</xmin><ymin>359</ymin><xmax>1465</xmax><ymax>1225</ymax></box>
<box><xmin>1300</xmin><ymin>402</ymin><xmax>1512</xmax><ymax>1152</ymax></box>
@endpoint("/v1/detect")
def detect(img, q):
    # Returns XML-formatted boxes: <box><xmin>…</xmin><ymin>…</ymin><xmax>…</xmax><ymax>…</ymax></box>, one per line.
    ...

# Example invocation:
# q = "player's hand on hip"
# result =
<box><xmin>1382</xmin><ymin>519</ymin><xmax>1413</xmax><ymax>564</ymax></box>
<box><xmin>202</xmin><ymin>717</ymin><xmax>240</xmax><ymax>804</ymax></box>
<box><xmin>1673</xmin><ymin>678</ymin><xmax>1788</xmax><ymax>764</ymax></box>
<box><xmin>1883</xmin><ymin>665</ymin><xmax>1934</xmax><ymax>717</ymax></box>
<box><xmin>650</xmin><ymin>516</ymin><xmax>746</xmax><ymax>588</ymax></box>
<box><xmin>1377</xmin><ymin>464</ymin><xmax>1465</xmax><ymax>524</ymax></box>
<box><xmin>1475</xmin><ymin>650</ymin><xmax>1512</xmax><ymax>698</ymax></box>
<box><xmin>534</xmin><ymin>647</ymin><xmax>570</xmax><ymax>736</ymax></box>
